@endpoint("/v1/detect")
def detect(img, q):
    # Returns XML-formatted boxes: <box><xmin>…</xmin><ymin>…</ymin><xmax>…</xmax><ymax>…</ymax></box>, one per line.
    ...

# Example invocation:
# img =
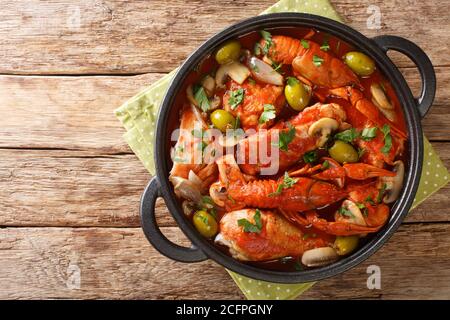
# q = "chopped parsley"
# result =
<box><xmin>365</xmin><ymin>196</ymin><xmax>376</xmax><ymax>206</ymax></box>
<box><xmin>275</xmin><ymin>123</ymin><xmax>296</xmax><ymax>152</ymax></box>
<box><xmin>193</xmin><ymin>85</ymin><xmax>210</xmax><ymax>112</ymax></box>
<box><xmin>356</xmin><ymin>202</ymin><xmax>368</xmax><ymax>216</ymax></box>
<box><xmin>322</xmin><ymin>160</ymin><xmax>330</xmax><ymax>169</ymax></box>
<box><xmin>272</xmin><ymin>61</ymin><xmax>283</xmax><ymax>73</ymax></box>
<box><xmin>361</xmin><ymin>127</ymin><xmax>378</xmax><ymax>141</ymax></box>
<box><xmin>268</xmin><ymin>172</ymin><xmax>299</xmax><ymax>197</ymax></box>
<box><xmin>287</xmin><ymin>76</ymin><xmax>300</xmax><ymax>86</ymax></box>
<box><xmin>377</xmin><ymin>183</ymin><xmax>387</xmax><ymax>203</ymax></box>
<box><xmin>357</xmin><ymin>147</ymin><xmax>366</xmax><ymax>159</ymax></box>
<box><xmin>320</xmin><ymin>39</ymin><xmax>330</xmax><ymax>51</ymax></box>
<box><xmin>260</xmin><ymin>30</ymin><xmax>273</xmax><ymax>55</ymax></box>
<box><xmin>380</xmin><ymin>124</ymin><xmax>392</xmax><ymax>154</ymax></box>
<box><xmin>338</xmin><ymin>206</ymin><xmax>355</xmax><ymax>218</ymax></box>
<box><xmin>303</xmin><ymin>150</ymin><xmax>318</xmax><ymax>164</ymax></box>
<box><xmin>312</xmin><ymin>55</ymin><xmax>324</xmax><ymax>67</ymax></box>
<box><xmin>228</xmin><ymin>88</ymin><xmax>245</xmax><ymax>110</ymax></box>
<box><xmin>238</xmin><ymin>209</ymin><xmax>263</xmax><ymax>233</ymax></box>
<box><xmin>334</xmin><ymin>128</ymin><xmax>359</xmax><ymax>143</ymax></box>
<box><xmin>201</xmin><ymin>195</ymin><xmax>215</xmax><ymax>207</ymax></box>
<box><xmin>259</xmin><ymin>104</ymin><xmax>276</xmax><ymax>124</ymax></box>
<box><xmin>300</xmin><ymin>39</ymin><xmax>309</xmax><ymax>49</ymax></box>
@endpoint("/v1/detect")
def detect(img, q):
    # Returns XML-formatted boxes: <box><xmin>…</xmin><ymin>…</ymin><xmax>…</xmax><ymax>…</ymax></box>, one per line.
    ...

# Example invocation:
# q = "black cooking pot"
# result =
<box><xmin>139</xmin><ymin>13</ymin><xmax>436</xmax><ymax>283</ymax></box>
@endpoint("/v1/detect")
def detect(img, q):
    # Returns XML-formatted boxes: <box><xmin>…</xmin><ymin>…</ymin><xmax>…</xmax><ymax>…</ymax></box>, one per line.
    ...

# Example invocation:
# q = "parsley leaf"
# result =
<box><xmin>365</xmin><ymin>196</ymin><xmax>376</xmax><ymax>206</ymax></box>
<box><xmin>276</xmin><ymin>123</ymin><xmax>296</xmax><ymax>152</ymax></box>
<box><xmin>283</xmin><ymin>171</ymin><xmax>298</xmax><ymax>188</ymax></box>
<box><xmin>237</xmin><ymin>209</ymin><xmax>263</xmax><ymax>233</ymax></box>
<box><xmin>303</xmin><ymin>150</ymin><xmax>318</xmax><ymax>164</ymax></box>
<box><xmin>201</xmin><ymin>196</ymin><xmax>215</xmax><ymax>207</ymax></box>
<box><xmin>320</xmin><ymin>39</ymin><xmax>330</xmax><ymax>51</ymax></box>
<box><xmin>268</xmin><ymin>172</ymin><xmax>298</xmax><ymax>197</ymax></box>
<box><xmin>357</xmin><ymin>147</ymin><xmax>366</xmax><ymax>159</ymax></box>
<box><xmin>260</xmin><ymin>30</ymin><xmax>273</xmax><ymax>55</ymax></box>
<box><xmin>228</xmin><ymin>88</ymin><xmax>245</xmax><ymax>110</ymax></box>
<box><xmin>301</xmin><ymin>39</ymin><xmax>309</xmax><ymax>49</ymax></box>
<box><xmin>334</xmin><ymin>128</ymin><xmax>359</xmax><ymax>143</ymax></box>
<box><xmin>259</xmin><ymin>104</ymin><xmax>276</xmax><ymax>124</ymax></box>
<box><xmin>312</xmin><ymin>55</ymin><xmax>324</xmax><ymax>67</ymax></box>
<box><xmin>361</xmin><ymin>127</ymin><xmax>378</xmax><ymax>141</ymax></box>
<box><xmin>286</xmin><ymin>76</ymin><xmax>299</xmax><ymax>86</ymax></box>
<box><xmin>380</xmin><ymin>124</ymin><xmax>392</xmax><ymax>154</ymax></box>
<box><xmin>322</xmin><ymin>160</ymin><xmax>330</xmax><ymax>169</ymax></box>
<box><xmin>338</xmin><ymin>206</ymin><xmax>355</xmax><ymax>218</ymax></box>
<box><xmin>193</xmin><ymin>85</ymin><xmax>210</xmax><ymax>112</ymax></box>
<box><xmin>272</xmin><ymin>61</ymin><xmax>283</xmax><ymax>73</ymax></box>
<box><xmin>377</xmin><ymin>183</ymin><xmax>387</xmax><ymax>203</ymax></box>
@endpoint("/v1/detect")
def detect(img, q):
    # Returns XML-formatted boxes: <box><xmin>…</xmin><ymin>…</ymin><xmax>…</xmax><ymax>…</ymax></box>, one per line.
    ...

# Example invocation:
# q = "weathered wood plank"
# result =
<box><xmin>0</xmin><ymin>73</ymin><xmax>163</xmax><ymax>153</ymax></box>
<box><xmin>0</xmin><ymin>223</ymin><xmax>449</xmax><ymax>299</ymax></box>
<box><xmin>0</xmin><ymin>0</ymin><xmax>448</xmax><ymax>74</ymax></box>
<box><xmin>0</xmin><ymin>66</ymin><xmax>448</xmax><ymax>154</ymax></box>
<box><xmin>0</xmin><ymin>144</ymin><xmax>448</xmax><ymax>227</ymax></box>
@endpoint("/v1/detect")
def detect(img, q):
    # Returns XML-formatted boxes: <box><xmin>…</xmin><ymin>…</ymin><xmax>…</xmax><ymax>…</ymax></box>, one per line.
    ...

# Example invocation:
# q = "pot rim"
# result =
<box><xmin>153</xmin><ymin>12</ymin><xmax>423</xmax><ymax>283</ymax></box>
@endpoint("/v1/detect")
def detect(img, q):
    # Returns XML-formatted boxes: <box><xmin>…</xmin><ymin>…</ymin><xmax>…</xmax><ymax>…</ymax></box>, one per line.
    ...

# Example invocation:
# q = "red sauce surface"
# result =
<box><xmin>172</xmin><ymin>27</ymin><xmax>408</xmax><ymax>271</ymax></box>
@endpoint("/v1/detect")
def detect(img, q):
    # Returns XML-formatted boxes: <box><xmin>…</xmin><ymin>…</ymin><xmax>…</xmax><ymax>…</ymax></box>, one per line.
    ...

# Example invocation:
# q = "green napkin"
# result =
<box><xmin>115</xmin><ymin>0</ymin><xmax>449</xmax><ymax>300</ymax></box>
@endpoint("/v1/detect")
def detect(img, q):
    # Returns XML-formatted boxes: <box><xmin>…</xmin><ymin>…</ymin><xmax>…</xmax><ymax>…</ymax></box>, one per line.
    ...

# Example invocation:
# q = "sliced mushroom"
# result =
<box><xmin>201</xmin><ymin>75</ymin><xmax>216</xmax><ymax>97</ymax></box>
<box><xmin>336</xmin><ymin>200</ymin><xmax>367</xmax><ymax>226</ymax></box>
<box><xmin>248</xmin><ymin>56</ymin><xmax>284</xmax><ymax>86</ymax></box>
<box><xmin>170</xmin><ymin>176</ymin><xmax>202</xmax><ymax>204</ymax></box>
<box><xmin>371</xmin><ymin>83</ymin><xmax>393</xmax><ymax>110</ymax></box>
<box><xmin>308</xmin><ymin>117</ymin><xmax>339</xmax><ymax>147</ymax></box>
<box><xmin>371</xmin><ymin>83</ymin><xmax>396</xmax><ymax>122</ymax></box>
<box><xmin>301</xmin><ymin>247</ymin><xmax>339</xmax><ymax>267</ymax></box>
<box><xmin>382</xmin><ymin>160</ymin><xmax>405</xmax><ymax>204</ymax></box>
<box><xmin>215</xmin><ymin>61</ymin><xmax>251</xmax><ymax>88</ymax></box>
<box><xmin>209</xmin><ymin>181</ymin><xmax>227</xmax><ymax>207</ymax></box>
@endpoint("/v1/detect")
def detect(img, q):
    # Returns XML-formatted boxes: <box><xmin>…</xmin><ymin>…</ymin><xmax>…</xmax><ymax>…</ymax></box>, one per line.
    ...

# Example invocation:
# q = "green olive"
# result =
<box><xmin>328</xmin><ymin>140</ymin><xmax>359</xmax><ymax>164</ymax></box>
<box><xmin>193</xmin><ymin>210</ymin><xmax>218</xmax><ymax>238</ymax></box>
<box><xmin>285</xmin><ymin>80</ymin><xmax>310</xmax><ymax>111</ymax></box>
<box><xmin>215</xmin><ymin>40</ymin><xmax>241</xmax><ymax>65</ymax></box>
<box><xmin>210</xmin><ymin>109</ymin><xmax>236</xmax><ymax>132</ymax></box>
<box><xmin>343</xmin><ymin>51</ymin><xmax>375</xmax><ymax>76</ymax></box>
<box><xmin>334</xmin><ymin>236</ymin><xmax>359</xmax><ymax>256</ymax></box>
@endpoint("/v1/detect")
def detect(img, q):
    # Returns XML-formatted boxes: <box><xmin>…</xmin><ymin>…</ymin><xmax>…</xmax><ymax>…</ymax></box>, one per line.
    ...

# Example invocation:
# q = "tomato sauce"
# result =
<box><xmin>171</xmin><ymin>27</ymin><xmax>408</xmax><ymax>271</ymax></box>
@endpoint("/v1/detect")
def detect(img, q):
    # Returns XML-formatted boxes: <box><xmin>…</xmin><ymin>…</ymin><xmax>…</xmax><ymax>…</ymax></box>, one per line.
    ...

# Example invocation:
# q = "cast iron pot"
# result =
<box><xmin>140</xmin><ymin>13</ymin><xmax>436</xmax><ymax>283</ymax></box>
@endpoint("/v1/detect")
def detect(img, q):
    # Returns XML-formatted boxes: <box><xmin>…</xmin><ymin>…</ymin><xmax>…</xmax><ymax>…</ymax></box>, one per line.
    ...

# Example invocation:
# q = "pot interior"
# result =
<box><xmin>156</xmin><ymin>13</ymin><xmax>422</xmax><ymax>283</ymax></box>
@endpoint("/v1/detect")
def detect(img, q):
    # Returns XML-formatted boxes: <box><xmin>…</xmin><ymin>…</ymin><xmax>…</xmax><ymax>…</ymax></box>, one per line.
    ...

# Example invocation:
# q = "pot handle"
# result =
<box><xmin>140</xmin><ymin>177</ymin><xmax>208</xmax><ymax>262</ymax></box>
<box><xmin>372</xmin><ymin>35</ymin><xmax>436</xmax><ymax>118</ymax></box>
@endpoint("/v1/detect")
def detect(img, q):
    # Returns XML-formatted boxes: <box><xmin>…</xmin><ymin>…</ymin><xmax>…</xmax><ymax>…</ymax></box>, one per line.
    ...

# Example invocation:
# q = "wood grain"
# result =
<box><xmin>0</xmin><ymin>0</ymin><xmax>448</xmax><ymax>74</ymax></box>
<box><xmin>0</xmin><ymin>144</ymin><xmax>448</xmax><ymax>227</ymax></box>
<box><xmin>0</xmin><ymin>223</ymin><xmax>449</xmax><ymax>299</ymax></box>
<box><xmin>0</xmin><ymin>66</ymin><xmax>448</xmax><ymax>155</ymax></box>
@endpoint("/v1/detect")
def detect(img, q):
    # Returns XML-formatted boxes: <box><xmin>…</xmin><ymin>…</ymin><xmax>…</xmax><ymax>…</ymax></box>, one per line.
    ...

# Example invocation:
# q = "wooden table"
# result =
<box><xmin>0</xmin><ymin>0</ymin><xmax>449</xmax><ymax>299</ymax></box>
